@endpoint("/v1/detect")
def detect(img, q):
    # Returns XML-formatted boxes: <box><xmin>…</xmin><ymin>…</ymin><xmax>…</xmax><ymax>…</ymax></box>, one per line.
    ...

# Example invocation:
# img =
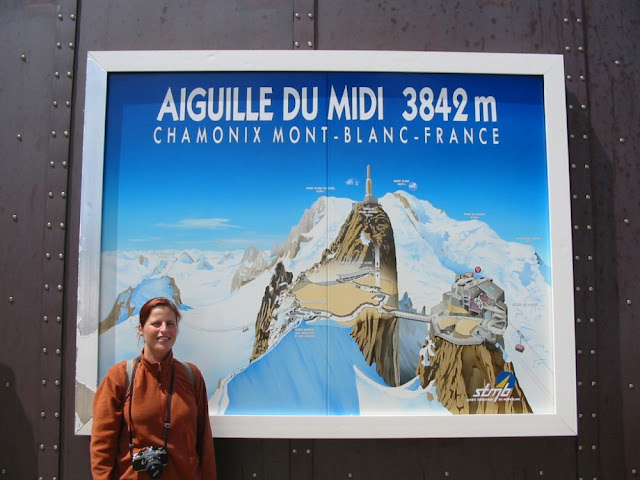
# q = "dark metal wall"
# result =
<box><xmin>0</xmin><ymin>1</ymin><xmax>637</xmax><ymax>479</ymax></box>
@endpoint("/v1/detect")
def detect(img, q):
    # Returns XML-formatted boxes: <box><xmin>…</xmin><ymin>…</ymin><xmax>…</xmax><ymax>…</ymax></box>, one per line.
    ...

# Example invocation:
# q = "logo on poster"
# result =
<box><xmin>470</xmin><ymin>372</ymin><xmax>517</xmax><ymax>402</ymax></box>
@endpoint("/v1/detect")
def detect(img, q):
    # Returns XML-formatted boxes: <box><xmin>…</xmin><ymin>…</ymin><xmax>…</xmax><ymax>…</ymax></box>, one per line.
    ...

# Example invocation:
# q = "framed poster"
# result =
<box><xmin>75</xmin><ymin>50</ymin><xmax>577</xmax><ymax>438</ymax></box>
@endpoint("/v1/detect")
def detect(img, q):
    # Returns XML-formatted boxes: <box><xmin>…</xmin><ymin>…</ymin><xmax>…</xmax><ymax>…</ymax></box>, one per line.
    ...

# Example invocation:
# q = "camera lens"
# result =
<box><xmin>146</xmin><ymin>458</ymin><xmax>164</xmax><ymax>479</ymax></box>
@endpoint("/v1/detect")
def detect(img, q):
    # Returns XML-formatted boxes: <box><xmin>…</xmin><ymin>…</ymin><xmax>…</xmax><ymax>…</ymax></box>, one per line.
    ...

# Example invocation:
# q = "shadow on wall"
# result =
<box><xmin>0</xmin><ymin>363</ymin><xmax>36</xmax><ymax>480</ymax></box>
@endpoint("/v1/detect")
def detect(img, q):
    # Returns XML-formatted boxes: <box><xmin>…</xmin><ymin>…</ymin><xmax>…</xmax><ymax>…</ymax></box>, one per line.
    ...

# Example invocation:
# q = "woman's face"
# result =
<box><xmin>138</xmin><ymin>306</ymin><xmax>179</xmax><ymax>362</ymax></box>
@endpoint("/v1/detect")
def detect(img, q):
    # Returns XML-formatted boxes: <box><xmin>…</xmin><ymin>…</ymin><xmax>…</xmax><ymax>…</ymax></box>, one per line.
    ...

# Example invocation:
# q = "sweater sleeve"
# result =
<box><xmin>191</xmin><ymin>364</ymin><xmax>218</xmax><ymax>480</ymax></box>
<box><xmin>90</xmin><ymin>362</ymin><xmax>127</xmax><ymax>480</ymax></box>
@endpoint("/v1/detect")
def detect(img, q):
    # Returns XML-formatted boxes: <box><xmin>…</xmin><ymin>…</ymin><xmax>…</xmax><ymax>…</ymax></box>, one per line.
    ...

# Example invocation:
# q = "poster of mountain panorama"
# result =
<box><xmin>76</xmin><ymin>51</ymin><xmax>576</xmax><ymax>437</ymax></box>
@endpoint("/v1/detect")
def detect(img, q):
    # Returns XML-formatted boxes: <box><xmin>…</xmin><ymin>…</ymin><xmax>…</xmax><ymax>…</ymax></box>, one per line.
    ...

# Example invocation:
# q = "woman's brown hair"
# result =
<box><xmin>138</xmin><ymin>297</ymin><xmax>182</xmax><ymax>327</ymax></box>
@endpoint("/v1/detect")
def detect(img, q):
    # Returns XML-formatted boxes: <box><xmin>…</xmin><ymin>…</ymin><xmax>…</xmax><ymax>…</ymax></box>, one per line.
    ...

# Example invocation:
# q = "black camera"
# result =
<box><xmin>131</xmin><ymin>446</ymin><xmax>168</xmax><ymax>479</ymax></box>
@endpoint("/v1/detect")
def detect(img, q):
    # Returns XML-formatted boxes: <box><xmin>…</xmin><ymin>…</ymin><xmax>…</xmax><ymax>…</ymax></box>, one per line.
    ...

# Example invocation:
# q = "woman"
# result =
<box><xmin>90</xmin><ymin>297</ymin><xmax>217</xmax><ymax>479</ymax></box>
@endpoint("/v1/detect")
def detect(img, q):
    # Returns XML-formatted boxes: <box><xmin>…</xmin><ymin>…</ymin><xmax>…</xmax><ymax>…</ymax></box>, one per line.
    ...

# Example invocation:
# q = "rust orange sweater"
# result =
<box><xmin>90</xmin><ymin>351</ymin><xmax>217</xmax><ymax>479</ymax></box>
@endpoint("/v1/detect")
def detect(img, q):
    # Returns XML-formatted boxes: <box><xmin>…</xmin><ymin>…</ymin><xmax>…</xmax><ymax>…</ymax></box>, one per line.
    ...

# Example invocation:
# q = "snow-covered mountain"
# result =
<box><xmin>78</xmin><ymin>191</ymin><xmax>554</xmax><ymax>417</ymax></box>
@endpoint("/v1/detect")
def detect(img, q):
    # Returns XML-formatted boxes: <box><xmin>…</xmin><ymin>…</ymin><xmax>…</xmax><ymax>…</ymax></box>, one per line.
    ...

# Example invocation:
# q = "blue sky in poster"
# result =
<box><xmin>102</xmin><ymin>70</ymin><xmax>550</xmax><ymax>263</ymax></box>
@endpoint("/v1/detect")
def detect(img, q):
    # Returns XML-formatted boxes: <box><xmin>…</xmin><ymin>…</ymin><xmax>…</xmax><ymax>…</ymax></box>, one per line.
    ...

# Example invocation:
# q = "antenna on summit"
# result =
<box><xmin>363</xmin><ymin>164</ymin><xmax>379</xmax><ymax>205</ymax></box>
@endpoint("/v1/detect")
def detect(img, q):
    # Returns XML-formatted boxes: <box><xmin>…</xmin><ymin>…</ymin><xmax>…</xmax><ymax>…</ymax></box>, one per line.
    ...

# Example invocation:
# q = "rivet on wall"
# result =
<box><xmin>43</xmin><ymin>315</ymin><xmax>48</xmax><ymax>322</ymax></box>
<box><xmin>294</xmin><ymin>12</ymin><xmax>300</xmax><ymax>18</ymax></box>
<box><xmin>58</xmin><ymin>253</ymin><xmax>64</xmax><ymax>260</ymax></box>
<box><xmin>54</xmin><ymin>380</ymin><xmax>60</xmax><ymax>386</ymax></box>
<box><xmin>53</xmin><ymin>100</ymin><xmax>58</xmax><ymax>107</ymax></box>
<box><xmin>567</xmin><ymin>75</ymin><xmax>572</xmax><ymax>81</ymax></box>
<box><xmin>60</xmin><ymin>223</ymin><xmax>65</xmax><ymax>229</ymax></box>
<box><xmin>50</xmin><ymin>161</ymin><xmax>55</xmax><ymax>167</ymax></box>
<box><xmin>56</xmin><ymin>42</ymin><xmax>62</xmax><ymax>49</ymax></box>
<box><xmin>308</xmin><ymin>41</ymin><xmax>313</xmax><ymax>48</ymax></box>
<box><xmin>42</xmin><ymin>379</ymin><xmax>47</xmax><ymax>385</ymax></box>
<box><xmin>623</xmin><ymin>218</ymin><xmax>629</xmax><ymax>223</ymax></box>
<box><xmin>44</xmin><ymin>284</ymin><xmax>50</xmax><ymax>290</ymax></box>
<box><xmin>56</xmin><ymin>348</ymin><xmax>61</xmax><ymax>355</ymax></box>
<box><xmin>45</xmin><ymin>253</ymin><xmax>51</xmax><ymax>259</ymax></box>
<box><xmin>619</xmin><ymin>138</ymin><xmax>625</xmax><ymax>143</ymax></box>
<box><xmin>69</xmin><ymin>43</ymin><xmax>74</xmax><ymax>49</ymax></box>
<box><xmin>307</xmin><ymin>13</ymin><xmax>313</xmax><ymax>19</ymax></box>
<box><xmin>16</xmin><ymin>133</ymin><xmax>22</xmax><ymax>141</ymax></box>
<box><xmin>54</xmin><ymin>71</ymin><xmax>60</xmax><ymax>78</ymax></box>
<box><xmin>66</xmin><ymin>71</ymin><xmax>72</xmax><ymax>78</ymax></box>
<box><xmin>42</xmin><ymin>347</ymin><xmax>47</xmax><ymax>354</ymax></box>
<box><xmin>58</xmin><ymin>13</ymin><xmax>63</xmax><ymax>20</ymax></box>
<box><xmin>21</xmin><ymin>54</ymin><xmax>27</xmax><ymax>61</ymax></box>
<box><xmin>9</xmin><ymin>297</ymin><xmax>14</xmax><ymax>303</ymax></box>
<box><xmin>294</xmin><ymin>41</ymin><xmax>300</xmax><ymax>48</ymax></box>
<box><xmin>47</xmin><ymin>222</ymin><xmax>52</xmax><ymax>228</ymax></box>
<box><xmin>12</xmin><ymin>214</ymin><xmax>18</xmax><ymax>221</ymax></box>
<box><xmin>70</xmin><ymin>13</ymin><xmax>76</xmax><ymax>20</ymax></box>
<box><xmin>51</xmin><ymin>131</ymin><xmax>56</xmax><ymax>137</ymax></box>
<box><xmin>56</xmin><ymin>316</ymin><xmax>62</xmax><ymax>323</ymax></box>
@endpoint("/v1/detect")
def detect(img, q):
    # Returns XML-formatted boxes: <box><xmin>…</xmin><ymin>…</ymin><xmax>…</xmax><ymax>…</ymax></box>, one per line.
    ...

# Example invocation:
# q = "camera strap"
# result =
<box><xmin>127</xmin><ymin>356</ymin><xmax>175</xmax><ymax>458</ymax></box>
